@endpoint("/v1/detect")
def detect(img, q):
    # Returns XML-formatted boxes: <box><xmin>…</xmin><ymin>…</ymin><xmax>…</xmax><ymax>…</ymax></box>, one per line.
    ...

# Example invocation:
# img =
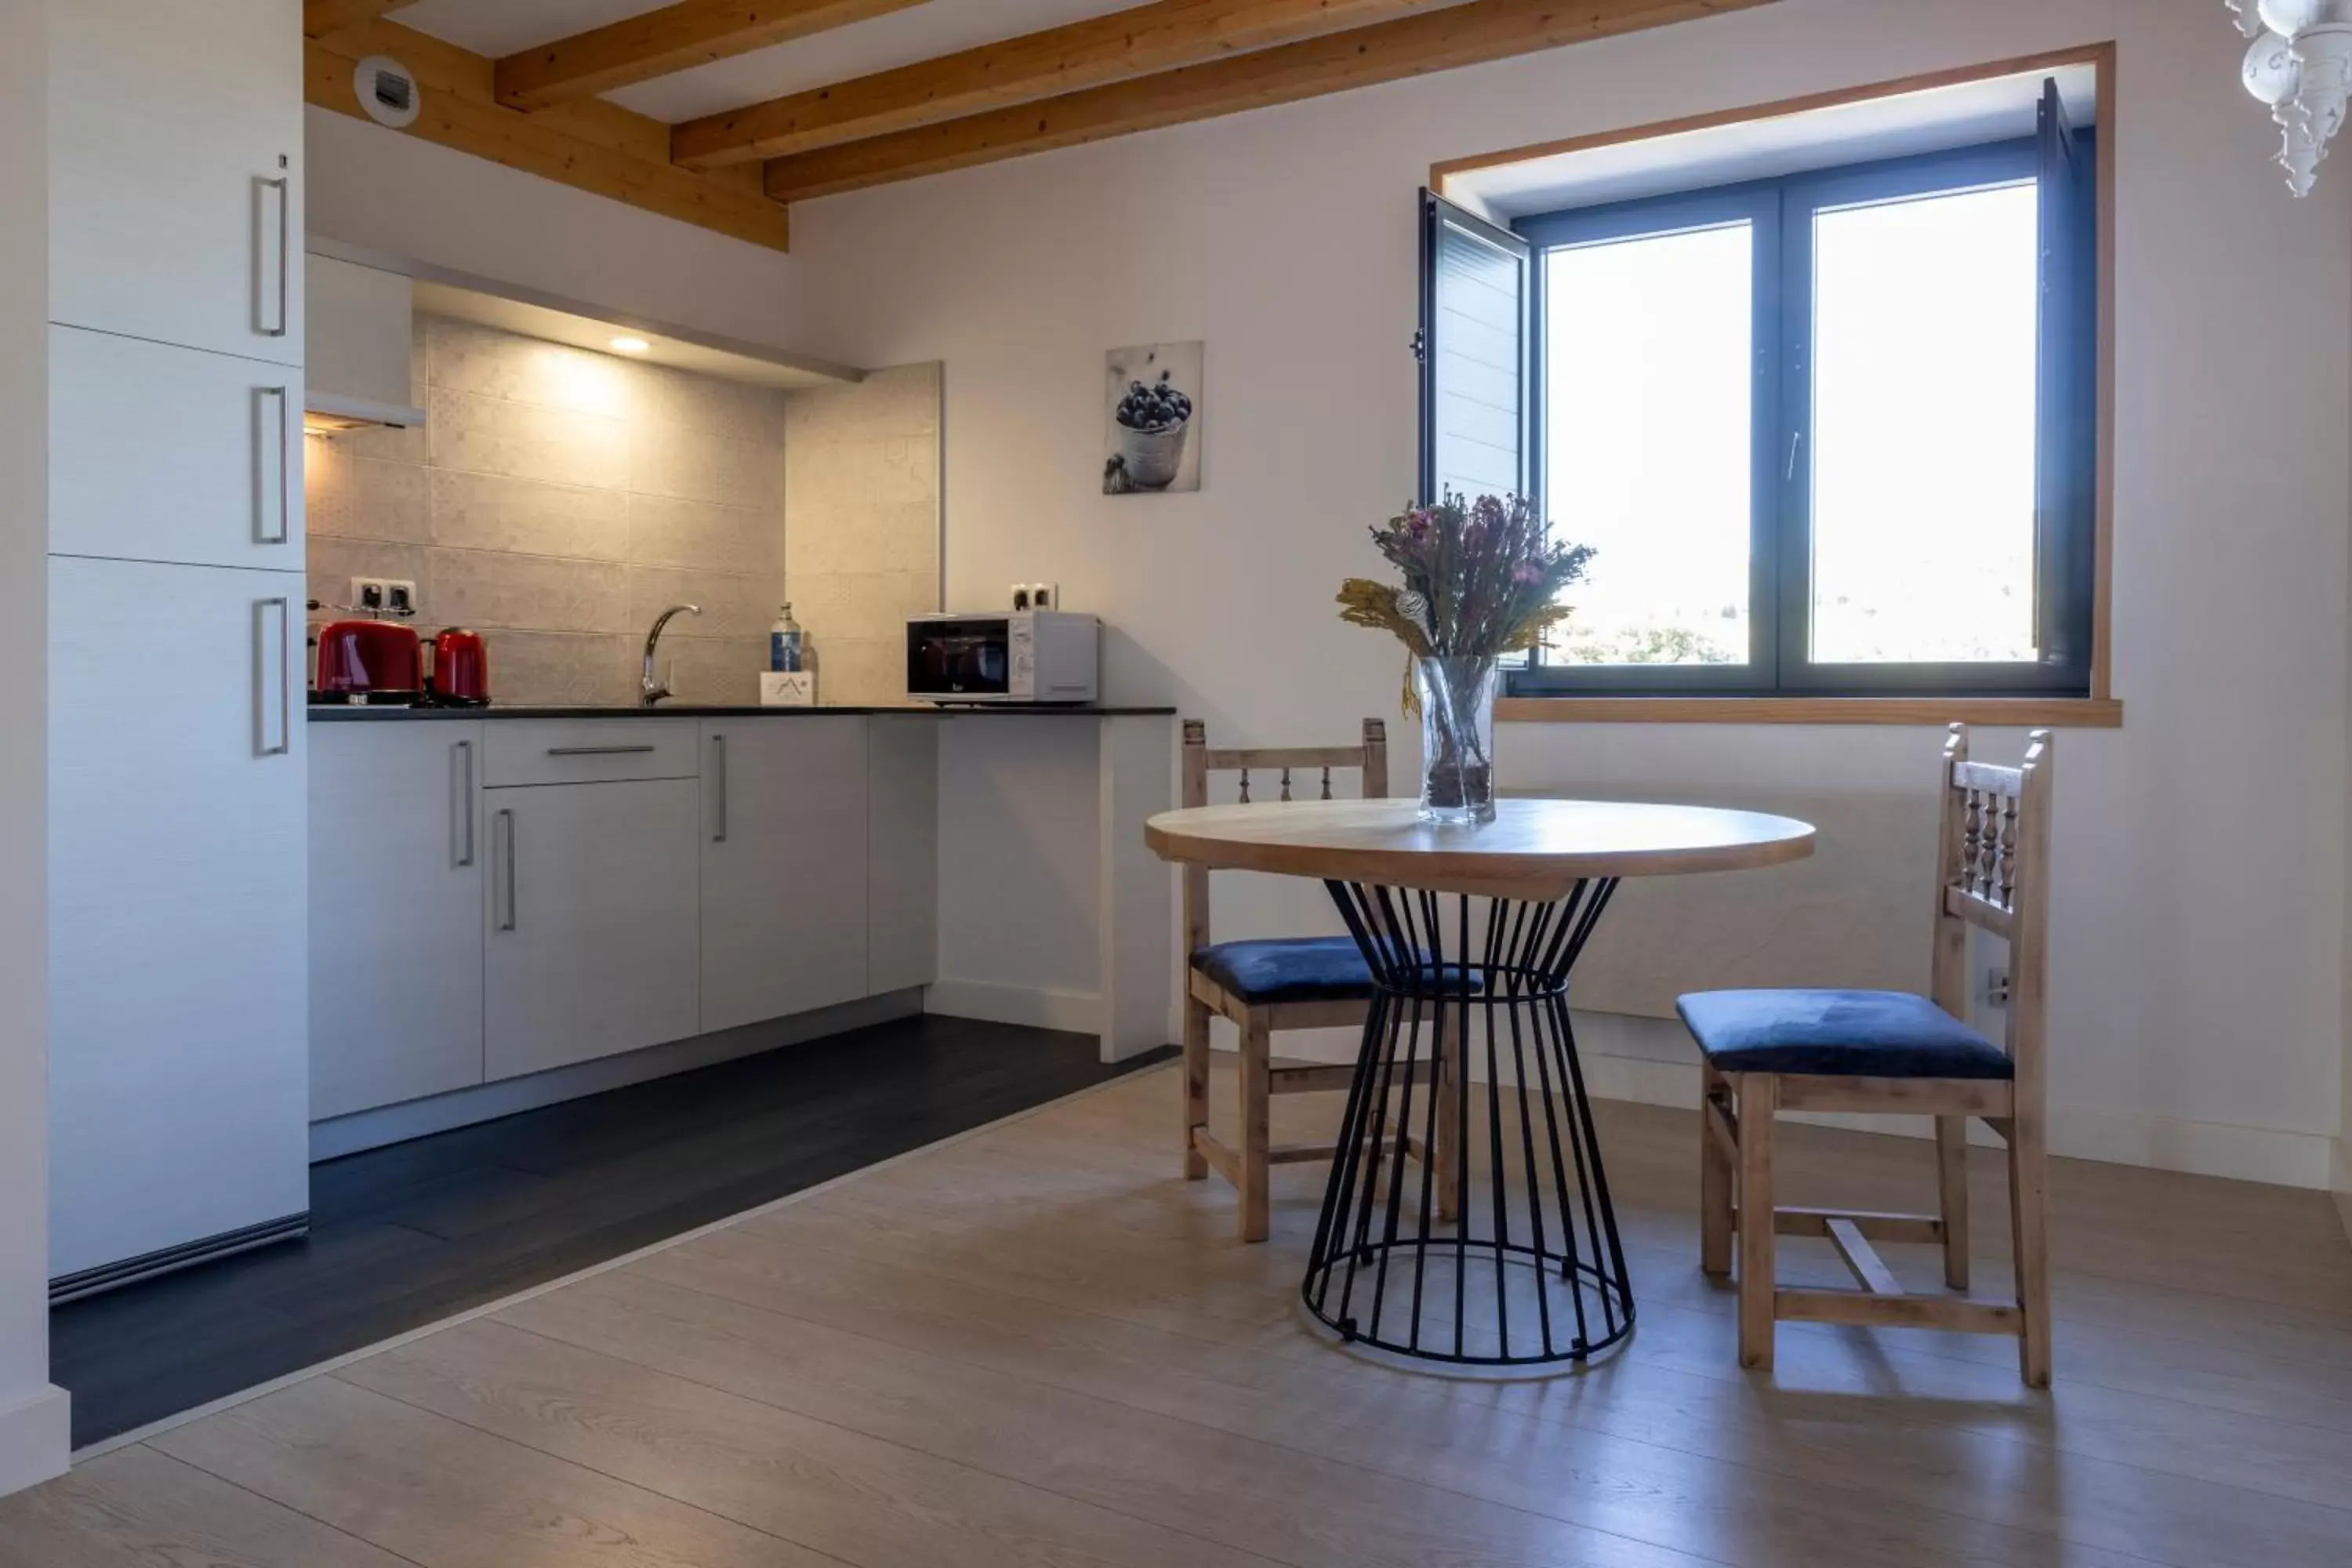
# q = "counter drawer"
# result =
<box><xmin>483</xmin><ymin>719</ymin><xmax>699</xmax><ymax>787</ymax></box>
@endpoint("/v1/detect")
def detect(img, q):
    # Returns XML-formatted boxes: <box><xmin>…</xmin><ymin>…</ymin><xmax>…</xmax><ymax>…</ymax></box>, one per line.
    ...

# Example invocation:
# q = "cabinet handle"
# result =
<box><xmin>255</xmin><ymin>175</ymin><xmax>290</xmax><ymax>339</ymax></box>
<box><xmin>252</xmin><ymin>597</ymin><xmax>292</xmax><ymax>757</ymax></box>
<box><xmin>495</xmin><ymin>808</ymin><xmax>517</xmax><ymax>931</ymax></box>
<box><xmin>711</xmin><ymin>733</ymin><xmax>728</xmax><ymax>843</ymax></box>
<box><xmin>545</xmin><ymin>744</ymin><xmax>658</xmax><ymax>757</ymax></box>
<box><xmin>254</xmin><ymin>386</ymin><xmax>290</xmax><ymax>545</ymax></box>
<box><xmin>452</xmin><ymin>740</ymin><xmax>476</xmax><ymax>867</ymax></box>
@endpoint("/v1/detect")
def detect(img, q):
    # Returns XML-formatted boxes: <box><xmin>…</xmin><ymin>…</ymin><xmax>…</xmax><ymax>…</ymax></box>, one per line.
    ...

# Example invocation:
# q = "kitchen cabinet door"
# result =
<box><xmin>48</xmin><ymin>556</ymin><xmax>309</xmax><ymax>1283</ymax></box>
<box><xmin>50</xmin><ymin>325</ymin><xmax>303</xmax><ymax>569</ymax></box>
<box><xmin>309</xmin><ymin>722</ymin><xmax>485</xmax><ymax>1120</ymax></box>
<box><xmin>867</xmin><ymin>717</ymin><xmax>939</xmax><ymax>996</ymax></box>
<box><xmin>700</xmin><ymin>718</ymin><xmax>870</xmax><ymax>1033</ymax></box>
<box><xmin>485</xmin><ymin>779</ymin><xmax>699</xmax><ymax>1082</ymax></box>
<box><xmin>50</xmin><ymin>0</ymin><xmax>303</xmax><ymax>365</ymax></box>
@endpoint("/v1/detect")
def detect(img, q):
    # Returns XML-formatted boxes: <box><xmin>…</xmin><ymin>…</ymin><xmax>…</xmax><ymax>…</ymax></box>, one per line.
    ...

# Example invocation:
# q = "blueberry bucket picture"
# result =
<box><xmin>1103</xmin><ymin>341</ymin><xmax>1202</xmax><ymax>494</ymax></box>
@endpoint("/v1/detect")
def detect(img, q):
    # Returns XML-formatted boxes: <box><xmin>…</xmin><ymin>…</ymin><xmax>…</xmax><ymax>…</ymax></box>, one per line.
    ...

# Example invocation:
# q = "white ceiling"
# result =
<box><xmin>390</xmin><ymin>0</ymin><xmax>1152</xmax><ymax>122</ymax></box>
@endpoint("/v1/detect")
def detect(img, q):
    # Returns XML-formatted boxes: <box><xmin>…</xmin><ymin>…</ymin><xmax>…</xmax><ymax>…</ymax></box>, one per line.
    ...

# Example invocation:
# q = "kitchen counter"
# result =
<box><xmin>309</xmin><ymin>703</ymin><xmax>1178</xmax><ymax>721</ymax></box>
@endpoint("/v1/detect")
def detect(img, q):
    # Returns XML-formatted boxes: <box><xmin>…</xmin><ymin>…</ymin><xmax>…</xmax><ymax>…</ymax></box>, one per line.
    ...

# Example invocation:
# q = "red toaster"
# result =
<box><xmin>312</xmin><ymin>618</ymin><xmax>424</xmax><ymax>704</ymax></box>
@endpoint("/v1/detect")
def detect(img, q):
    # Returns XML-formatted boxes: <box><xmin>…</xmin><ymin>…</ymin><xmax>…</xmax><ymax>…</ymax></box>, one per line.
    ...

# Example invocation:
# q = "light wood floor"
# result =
<box><xmin>8</xmin><ymin>1061</ymin><xmax>2352</xmax><ymax>1568</ymax></box>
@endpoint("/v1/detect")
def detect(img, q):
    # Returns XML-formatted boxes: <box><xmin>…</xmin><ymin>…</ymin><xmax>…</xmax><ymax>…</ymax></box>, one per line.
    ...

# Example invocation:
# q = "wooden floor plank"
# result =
<box><xmin>16</xmin><ymin>1062</ymin><xmax>2352</xmax><ymax>1568</ymax></box>
<box><xmin>149</xmin><ymin>1375</ymin><xmax>838</xmax><ymax>1568</ymax></box>
<box><xmin>0</xmin><ymin>1444</ymin><xmax>415</xmax><ymax>1568</ymax></box>
<box><xmin>337</xmin><ymin>1316</ymin><xmax>1292</xmax><ymax>1568</ymax></box>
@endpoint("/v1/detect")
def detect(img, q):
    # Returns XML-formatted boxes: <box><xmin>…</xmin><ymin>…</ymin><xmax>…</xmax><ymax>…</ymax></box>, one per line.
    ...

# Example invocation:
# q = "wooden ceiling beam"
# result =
<box><xmin>495</xmin><ymin>0</ymin><xmax>931</xmax><ymax>111</ymax></box>
<box><xmin>760</xmin><ymin>0</ymin><xmax>1775</xmax><ymax>203</ymax></box>
<box><xmin>674</xmin><ymin>0</ymin><xmax>1450</xmax><ymax>170</ymax></box>
<box><xmin>304</xmin><ymin>0</ymin><xmax>411</xmax><ymax>41</ymax></box>
<box><xmin>310</xmin><ymin>18</ymin><xmax>792</xmax><ymax>252</ymax></box>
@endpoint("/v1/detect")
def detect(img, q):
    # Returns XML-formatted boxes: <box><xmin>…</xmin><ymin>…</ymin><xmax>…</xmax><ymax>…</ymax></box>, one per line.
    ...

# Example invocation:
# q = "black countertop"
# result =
<box><xmin>308</xmin><ymin>702</ymin><xmax>1178</xmax><ymax>721</ymax></box>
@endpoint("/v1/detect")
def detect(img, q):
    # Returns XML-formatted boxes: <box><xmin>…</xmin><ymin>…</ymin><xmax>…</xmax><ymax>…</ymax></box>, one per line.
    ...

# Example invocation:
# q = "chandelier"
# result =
<box><xmin>2231</xmin><ymin>1</ymin><xmax>2352</xmax><ymax>194</ymax></box>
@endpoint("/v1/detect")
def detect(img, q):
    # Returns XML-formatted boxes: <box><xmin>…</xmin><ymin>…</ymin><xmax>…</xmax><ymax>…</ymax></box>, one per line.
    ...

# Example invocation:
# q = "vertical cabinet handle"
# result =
<box><xmin>711</xmin><ymin>733</ymin><xmax>728</xmax><ymax>843</ymax></box>
<box><xmin>254</xmin><ymin>386</ymin><xmax>290</xmax><ymax>544</ymax></box>
<box><xmin>495</xmin><ymin>808</ymin><xmax>517</xmax><ymax>931</ymax></box>
<box><xmin>252</xmin><ymin>597</ymin><xmax>292</xmax><ymax>757</ymax></box>
<box><xmin>452</xmin><ymin>740</ymin><xmax>476</xmax><ymax>868</ymax></box>
<box><xmin>254</xmin><ymin>175</ymin><xmax>290</xmax><ymax>338</ymax></box>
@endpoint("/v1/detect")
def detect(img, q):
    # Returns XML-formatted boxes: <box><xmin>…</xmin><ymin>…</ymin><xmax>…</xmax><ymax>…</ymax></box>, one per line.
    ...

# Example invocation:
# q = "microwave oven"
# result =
<box><xmin>906</xmin><ymin>611</ymin><xmax>1099</xmax><ymax>703</ymax></box>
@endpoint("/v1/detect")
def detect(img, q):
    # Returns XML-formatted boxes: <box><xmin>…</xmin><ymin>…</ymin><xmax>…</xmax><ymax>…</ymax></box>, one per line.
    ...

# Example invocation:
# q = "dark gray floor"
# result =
<box><xmin>52</xmin><ymin>1014</ymin><xmax>1172</xmax><ymax>1448</ymax></box>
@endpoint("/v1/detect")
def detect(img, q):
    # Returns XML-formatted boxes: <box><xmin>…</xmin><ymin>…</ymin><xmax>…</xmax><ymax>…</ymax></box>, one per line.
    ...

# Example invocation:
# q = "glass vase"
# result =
<box><xmin>1415</xmin><ymin>655</ymin><xmax>1500</xmax><ymax>826</ymax></box>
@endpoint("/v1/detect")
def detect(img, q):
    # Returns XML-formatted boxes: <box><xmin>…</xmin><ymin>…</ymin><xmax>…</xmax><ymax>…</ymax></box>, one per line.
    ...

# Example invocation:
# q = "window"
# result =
<box><xmin>1420</xmin><ymin>79</ymin><xmax>2098</xmax><ymax>699</ymax></box>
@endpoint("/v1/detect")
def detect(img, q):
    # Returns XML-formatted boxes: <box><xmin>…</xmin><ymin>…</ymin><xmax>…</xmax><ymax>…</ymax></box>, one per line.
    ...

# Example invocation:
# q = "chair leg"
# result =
<box><xmin>1240</xmin><ymin>1014</ymin><xmax>1272</xmax><ymax>1243</ymax></box>
<box><xmin>1432</xmin><ymin>1004</ymin><xmax>1461</xmax><ymax>1224</ymax></box>
<box><xmin>1699</xmin><ymin>1062</ymin><xmax>1733</xmax><ymax>1278</ymax></box>
<box><xmin>1735</xmin><ymin>1073</ymin><xmax>1778</xmax><ymax>1370</ymax></box>
<box><xmin>1936</xmin><ymin>1114</ymin><xmax>1971</xmax><ymax>1290</ymax></box>
<box><xmin>2009</xmin><ymin>1108</ymin><xmax>2053</xmax><ymax>1387</ymax></box>
<box><xmin>1180</xmin><ymin>997</ymin><xmax>1210</xmax><ymax>1181</ymax></box>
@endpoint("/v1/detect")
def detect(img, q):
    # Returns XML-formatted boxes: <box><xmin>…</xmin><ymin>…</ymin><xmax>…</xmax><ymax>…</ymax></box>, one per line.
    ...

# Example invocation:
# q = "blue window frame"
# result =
<box><xmin>1421</xmin><ymin>81</ymin><xmax>2097</xmax><ymax>699</ymax></box>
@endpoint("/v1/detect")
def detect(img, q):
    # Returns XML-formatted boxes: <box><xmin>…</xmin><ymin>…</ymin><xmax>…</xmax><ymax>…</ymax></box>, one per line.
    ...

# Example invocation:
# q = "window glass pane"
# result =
<box><xmin>1809</xmin><ymin>182</ymin><xmax>2039</xmax><ymax>664</ymax></box>
<box><xmin>1544</xmin><ymin>224</ymin><xmax>1752</xmax><ymax>666</ymax></box>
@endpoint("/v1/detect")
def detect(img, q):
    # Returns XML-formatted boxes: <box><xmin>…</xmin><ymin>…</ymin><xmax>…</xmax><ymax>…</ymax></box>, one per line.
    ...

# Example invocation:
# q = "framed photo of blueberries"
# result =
<box><xmin>1103</xmin><ymin>341</ymin><xmax>1202</xmax><ymax>495</ymax></box>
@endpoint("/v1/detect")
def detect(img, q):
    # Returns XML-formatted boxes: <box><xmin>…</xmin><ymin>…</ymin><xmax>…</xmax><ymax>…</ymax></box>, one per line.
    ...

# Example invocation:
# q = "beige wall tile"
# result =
<box><xmin>429</xmin><ymin>387</ymin><xmax>630</xmax><ymax>491</ymax></box>
<box><xmin>425</xmin><ymin>316</ymin><xmax>637</xmax><ymax>420</ymax></box>
<box><xmin>630</xmin><ymin>421</ymin><xmax>785</xmax><ymax>511</ymax></box>
<box><xmin>307</xmin><ymin>448</ymin><xmax>430</xmax><ymax>544</ymax></box>
<box><xmin>626</xmin><ymin>565</ymin><xmax>782</xmax><ymax>641</ymax></box>
<box><xmin>653</xmin><ymin>635</ymin><xmax>768</xmax><ymax>706</ymax></box>
<box><xmin>641</xmin><ymin>363</ymin><xmax>789</xmax><ymax>448</ymax></box>
<box><xmin>627</xmin><ymin>493</ymin><xmax>786</xmax><ymax>576</ymax></box>
<box><xmin>809</xmin><ymin>636</ymin><xmax>904</xmax><ymax>706</ymax></box>
<box><xmin>484</xmin><ymin>631</ymin><xmax>633</xmax><ymax>707</ymax></box>
<box><xmin>432</xmin><ymin>469</ymin><xmax>629</xmax><ymax>562</ymax></box>
<box><xmin>426</xmin><ymin>548</ymin><xmax>630</xmax><ymax>635</ymax></box>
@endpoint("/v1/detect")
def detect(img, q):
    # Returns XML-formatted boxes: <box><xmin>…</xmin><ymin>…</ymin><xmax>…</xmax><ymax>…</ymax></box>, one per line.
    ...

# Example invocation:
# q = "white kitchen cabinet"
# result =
<box><xmin>309</xmin><ymin>722</ymin><xmax>485</xmax><ymax>1121</ymax></box>
<box><xmin>699</xmin><ymin>718</ymin><xmax>871</xmax><ymax>1033</ymax></box>
<box><xmin>485</xmin><ymin>779</ymin><xmax>699</xmax><ymax>1082</ymax></box>
<box><xmin>49</xmin><ymin>0</ymin><xmax>303</xmax><ymax>365</ymax></box>
<box><xmin>867</xmin><ymin>717</ymin><xmax>939</xmax><ymax>996</ymax></box>
<box><xmin>50</xmin><ymin>325</ymin><xmax>302</xmax><ymax>568</ymax></box>
<box><xmin>48</xmin><ymin>556</ymin><xmax>308</xmax><ymax>1283</ymax></box>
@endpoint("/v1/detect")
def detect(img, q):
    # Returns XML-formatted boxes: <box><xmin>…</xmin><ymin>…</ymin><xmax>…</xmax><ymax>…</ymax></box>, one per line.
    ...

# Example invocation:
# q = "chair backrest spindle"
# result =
<box><xmin>1180</xmin><ymin>717</ymin><xmax>1388</xmax><ymax>952</ymax></box>
<box><xmin>1930</xmin><ymin>723</ymin><xmax>2053</xmax><ymax>1086</ymax></box>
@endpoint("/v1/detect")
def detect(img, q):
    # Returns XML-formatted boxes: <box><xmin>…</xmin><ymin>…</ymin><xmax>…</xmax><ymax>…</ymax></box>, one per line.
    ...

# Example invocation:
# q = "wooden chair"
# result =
<box><xmin>1680</xmin><ymin>724</ymin><xmax>2054</xmax><ymax>1384</ymax></box>
<box><xmin>1179</xmin><ymin>718</ymin><xmax>1457</xmax><ymax>1241</ymax></box>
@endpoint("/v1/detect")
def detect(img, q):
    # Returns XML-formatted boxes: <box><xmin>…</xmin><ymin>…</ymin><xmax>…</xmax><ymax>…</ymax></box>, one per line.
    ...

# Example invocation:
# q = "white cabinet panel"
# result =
<box><xmin>51</xmin><ymin>326</ymin><xmax>302</xmax><ymax>568</ymax></box>
<box><xmin>700</xmin><ymin>719</ymin><xmax>870</xmax><ymax>1033</ymax></box>
<box><xmin>481</xmin><ymin>719</ymin><xmax>698</xmax><ymax>787</ymax></box>
<box><xmin>309</xmin><ymin>722</ymin><xmax>485</xmax><ymax>1120</ymax></box>
<box><xmin>48</xmin><ymin>556</ymin><xmax>308</xmax><ymax>1280</ymax></box>
<box><xmin>867</xmin><ymin>717</ymin><xmax>938</xmax><ymax>996</ymax></box>
<box><xmin>50</xmin><ymin>0</ymin><xmax>303</xmax><ymax>365</ymax></box>
<box><xmin>485</xmin><ymin>779</ymin><xmax>699</xmax><ymax>1082</ymax></box>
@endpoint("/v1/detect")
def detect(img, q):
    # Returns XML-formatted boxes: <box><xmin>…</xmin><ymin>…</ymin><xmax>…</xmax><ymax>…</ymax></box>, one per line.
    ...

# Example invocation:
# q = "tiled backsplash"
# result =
<box><xmin>306</xmin><ymin>314</ymin><xmax>942</xmax><ymax>706</ymax></box>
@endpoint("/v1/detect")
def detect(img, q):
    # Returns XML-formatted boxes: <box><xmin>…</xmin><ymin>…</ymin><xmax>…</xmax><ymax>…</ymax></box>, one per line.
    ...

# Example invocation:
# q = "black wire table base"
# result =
<box><xmin>1302</xmin><ymin>877</ymin><xmax>1635</xmax><ymax>1367</ymax></box>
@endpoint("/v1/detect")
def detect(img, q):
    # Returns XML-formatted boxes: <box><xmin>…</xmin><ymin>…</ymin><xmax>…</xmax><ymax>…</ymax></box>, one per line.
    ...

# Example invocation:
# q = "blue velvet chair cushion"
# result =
<box><xmin>1675</xmin><ymin>989</ymin><xmax>2013</xmax><ymax>1080</ymax></box>
<box><xmin>1191</xmin><ymin>937</ymin><xmax>1377</xmax><ymax>1004</ymax></box>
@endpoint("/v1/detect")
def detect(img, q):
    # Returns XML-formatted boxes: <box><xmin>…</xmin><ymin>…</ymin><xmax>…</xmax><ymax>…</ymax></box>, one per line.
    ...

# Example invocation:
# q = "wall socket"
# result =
<box><xmin>1011</xmin><ymin>582</ymin><xmax>1058</xmax><ymax>611</ymax></box>
<box><xmin>349</xmin><ymin>577</ymin><xmax>417</xmax><ymax>615</ymax></box>
<box><xmin>1984</xmin><ymin>966</ymin><xmax>2011</xmax><ymax>1007</ymax></box>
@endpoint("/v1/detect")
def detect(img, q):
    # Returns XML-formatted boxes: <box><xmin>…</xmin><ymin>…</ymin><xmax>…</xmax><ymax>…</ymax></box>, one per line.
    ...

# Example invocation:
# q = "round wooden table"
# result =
<box><xmin>1146</xmin><ymin>797</ymin><xmax>1815</xmax><ymax>1367</ymax></box>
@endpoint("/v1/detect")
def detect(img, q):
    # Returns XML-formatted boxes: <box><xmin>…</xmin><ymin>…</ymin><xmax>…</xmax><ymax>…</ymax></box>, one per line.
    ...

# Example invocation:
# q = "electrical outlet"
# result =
<box><xmin>383</xmin><ymin>579</ymin><xmax>417</xmax><ymax>615</ymax></box>
<box><xmin>1030</xmin><ymin>582</ymin><xmax>1058</xmax><ymax>610</ymax></box>
<box><xmin>350</xmin><ymin>577</ymin><xmax>386</xmax><ymax>612</ymax></box>
<box><xmin>1984</xmin><ymin>966</ymin><xmax>2011</xmax><ymax>1007</ymax></box>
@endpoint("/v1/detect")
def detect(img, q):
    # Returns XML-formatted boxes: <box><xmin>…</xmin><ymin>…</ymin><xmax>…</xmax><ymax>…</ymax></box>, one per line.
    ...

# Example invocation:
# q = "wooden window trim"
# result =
<box><xmin>1439</xmin><ymin>43</ymin><xmax>2120</xmax><ymax>728</ymax></box>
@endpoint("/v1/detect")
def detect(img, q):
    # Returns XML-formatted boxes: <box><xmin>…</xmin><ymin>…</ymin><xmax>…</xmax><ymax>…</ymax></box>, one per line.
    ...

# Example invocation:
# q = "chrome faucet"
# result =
<box><xmin>640</xmin><ymin>604</ymin><xmax>702</xmax><ymax>706</ymax></box>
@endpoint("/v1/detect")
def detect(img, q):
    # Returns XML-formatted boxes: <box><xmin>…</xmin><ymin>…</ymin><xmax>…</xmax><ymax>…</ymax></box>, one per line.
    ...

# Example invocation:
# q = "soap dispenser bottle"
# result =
<box><xmin>770</xmin><ymin>604</ymin><xmax>804</xmax><ymax>673</ymax></box>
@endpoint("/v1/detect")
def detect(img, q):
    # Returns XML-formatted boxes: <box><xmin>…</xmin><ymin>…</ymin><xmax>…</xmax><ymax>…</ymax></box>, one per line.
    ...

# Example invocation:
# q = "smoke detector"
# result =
<box><xmin>354</xmin><ymin>55</ymin><xmax>420</xmax><ymax>130</ymax></box>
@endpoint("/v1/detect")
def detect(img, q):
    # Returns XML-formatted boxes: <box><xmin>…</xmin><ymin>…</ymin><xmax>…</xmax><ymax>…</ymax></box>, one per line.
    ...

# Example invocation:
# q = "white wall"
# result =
<box><xmin>304</xmin><ymin>107</ymin><xmax>807</xmax><ymax>350</ymax></box>
<box><xmin>0</xmin><ymin>0</ymin><xmax>69</xmax><ymax>1498</ymax></box>
<box><xmin>779</xmin><ymin>0</ymin><xmax>2352</xmax><ymax>1188</ymax></box>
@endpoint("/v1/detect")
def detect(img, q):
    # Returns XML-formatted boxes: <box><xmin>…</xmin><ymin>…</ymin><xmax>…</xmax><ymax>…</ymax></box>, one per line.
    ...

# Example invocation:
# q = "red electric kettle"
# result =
<box><xmin>429</xmin><ymin>628</ymin><xmax>491</xmax><ymax>707</ymax></box>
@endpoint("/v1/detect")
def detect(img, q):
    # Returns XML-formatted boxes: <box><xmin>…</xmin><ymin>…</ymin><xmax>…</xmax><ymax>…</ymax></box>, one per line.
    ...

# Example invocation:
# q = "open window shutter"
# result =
<box><xmin>1419</xmin><ymin>190</ymin><xmax>1534</xmax><ymax>509</ymax></box>
<box><xmin>2034</xmin><ymin>79</ymin><xmax>2096</xmax><ymax>676</ymax></box>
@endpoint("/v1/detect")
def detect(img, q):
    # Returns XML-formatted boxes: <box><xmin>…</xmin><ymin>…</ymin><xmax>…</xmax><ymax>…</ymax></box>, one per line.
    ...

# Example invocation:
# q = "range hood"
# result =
<box><xmin>306</xmin><ymin>252</ymin><xmax>426</xmax><ymax>433</ymax></box>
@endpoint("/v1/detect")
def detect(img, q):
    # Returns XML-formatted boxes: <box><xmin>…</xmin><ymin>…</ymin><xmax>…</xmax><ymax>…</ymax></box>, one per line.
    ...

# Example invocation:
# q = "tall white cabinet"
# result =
<box><xmin>45</xmin><ymin>0</ymin><xmax>310</xmax><ymax>1291</ymax></box>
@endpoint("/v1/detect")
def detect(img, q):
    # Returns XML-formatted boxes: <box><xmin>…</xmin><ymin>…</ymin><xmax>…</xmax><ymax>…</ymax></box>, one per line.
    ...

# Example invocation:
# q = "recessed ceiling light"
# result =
<box><xmin>609</xmin><ymin>336</ymin><xmax>651</xmax><ymax>354</ymax></box>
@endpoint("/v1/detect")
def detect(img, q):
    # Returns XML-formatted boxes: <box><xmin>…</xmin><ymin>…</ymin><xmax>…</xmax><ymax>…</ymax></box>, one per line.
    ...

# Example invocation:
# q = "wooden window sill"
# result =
<box><xmin>1495</xmin><ymin>696</ymin><xmax>2122</xmax><ymax>728</ymax></box>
